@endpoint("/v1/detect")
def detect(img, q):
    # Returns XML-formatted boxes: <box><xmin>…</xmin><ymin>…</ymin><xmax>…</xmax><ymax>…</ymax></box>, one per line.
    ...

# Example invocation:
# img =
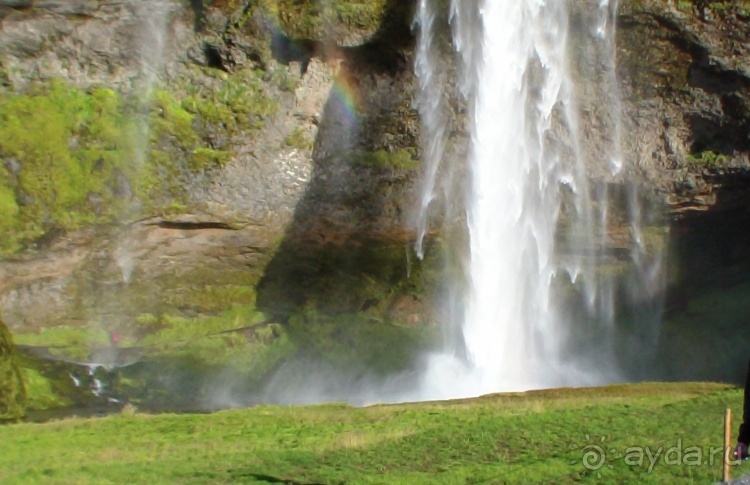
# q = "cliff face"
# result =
<box><xmin>616</xmin><ymin>0</ymin><xmax>750</xmax><ymax>212</ymax></box>
<box><xmin>0</xmin><ymin>0</ymin><xmax>748</xmax><ymax>340</ymax></box>
<box><xmin>0</xmin><ymin>0</ymin><xmax>425</xmax><ymax>333</ymax></box>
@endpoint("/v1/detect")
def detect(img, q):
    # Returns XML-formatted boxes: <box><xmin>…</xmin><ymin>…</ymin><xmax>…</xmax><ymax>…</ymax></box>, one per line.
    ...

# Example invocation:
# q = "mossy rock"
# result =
<box><xmin>249</xmin><ymin>0</ymin><xmax>388</xmax><ymax>42</ymax></box>
<box><xmin>226</xmin><ymin>0</ymin><xmax>414</xmax><ymax>69</ymax></box>
<box><xmin>0</xmin><ymin>72</ymin><xmax>276</xmax><ymax>255</ymax></box>
<box><xmin>256</xmin><ymin>235</ymin><xmax>443</xmax><ymax>321</ymax></box>
<box><xmin>0</xmin><ymin>317</ymin><xmax>26</xmax><ymax>421</ymax></box>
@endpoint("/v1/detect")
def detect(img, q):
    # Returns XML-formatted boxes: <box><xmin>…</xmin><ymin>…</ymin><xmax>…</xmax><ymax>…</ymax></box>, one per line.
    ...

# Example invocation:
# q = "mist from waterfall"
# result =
<box><xmin>411</xmin><ymin>0</ymin><xmax>666</xmax><ymax>400</ymax></box>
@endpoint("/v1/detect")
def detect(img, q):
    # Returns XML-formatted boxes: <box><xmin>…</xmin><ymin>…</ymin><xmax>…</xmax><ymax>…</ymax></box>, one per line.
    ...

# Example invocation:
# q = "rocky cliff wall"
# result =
<box><xmin>0</xmin><ymin>0</ymin><xmax>749</xmax><ymax>338</ymax></box>
<box><xmin>0</xmin><ymin>0</ymin><xmax>425</xmax><ymax>334</ymax></box>
<box><xmin>617</xmin><ymin>0</ymin><xmax>750</xmax><ymax>213</ymax></box>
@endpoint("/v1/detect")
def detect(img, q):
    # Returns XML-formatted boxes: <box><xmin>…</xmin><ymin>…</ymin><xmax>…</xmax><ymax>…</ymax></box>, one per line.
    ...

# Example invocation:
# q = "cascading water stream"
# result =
<box><xmin>412</xmin><ymin>0</ymin><xmax>665</xmax><ymax>399</ymax></box>
<box><xmin>413</xmin><ymin>0</ymin><xmax>449</xmax><ymax>260</ymax></box>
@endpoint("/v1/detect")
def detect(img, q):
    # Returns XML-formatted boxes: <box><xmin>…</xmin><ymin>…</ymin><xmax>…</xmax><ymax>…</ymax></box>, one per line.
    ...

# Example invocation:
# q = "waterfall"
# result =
<box><xmin>412</xmin><ymin>0</ymin><xmax>665</xmax><ymax>399</ymax></box>
<box><xmin>115</xmin><ymin>0</ymin><xmax>171</xmax><ymax>284</ymax></box>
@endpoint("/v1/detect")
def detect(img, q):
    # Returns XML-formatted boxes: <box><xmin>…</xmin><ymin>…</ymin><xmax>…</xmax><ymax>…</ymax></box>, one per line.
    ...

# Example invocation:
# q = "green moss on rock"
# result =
<box><xmin>273</xmin><ymin>0</ymin><xmax>388</xmax><ymax>39</ymax></box>
<box><xmin>285</xmin><ymin>310</ymin><xmax>425</xmax><ymax>376</ymax></box>
<box><xmin>22</xmin><ymin>367</ymin><xmax>72</xmax><ymax>411</ymax></box>
<box><xmin>256</xmin><ymin>235</ymin><xmax>442</xmax><ymax>322</ymax></box>
<box><xmin>225</xmin><ymin>0</ymin><xmax>405</xmax><ymax>69</ymax></box>
<box><xmin>0</xmin><ymin>81</ymin><xmax>138</xmax><ymax>253</ymax></box>
<box><xmin>0</xmin><ymin>317</ymin><xmax>26</xmax><ymax>421</ymax></box>
<box><xmin>179</xmin><ymin>68</ymin><xmax>277</xmax><ymax>133</ymax></box>
<box><xmin>0</xmin><ymin>69</ymin><xmax>277</xmax><ymax>253</ymax></box>
<box><xmin>350</xmin><ymin>149</ymin><xmax>420</xmax><ymax>171</ymax></box>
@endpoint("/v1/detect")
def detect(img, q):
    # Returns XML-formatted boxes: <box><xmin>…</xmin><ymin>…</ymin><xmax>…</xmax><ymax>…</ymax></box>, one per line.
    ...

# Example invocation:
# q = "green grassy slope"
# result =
<box><xmin>1</xmin><ymin>382</ymin><xmax>748</xmax><ymax>484</ymax></box>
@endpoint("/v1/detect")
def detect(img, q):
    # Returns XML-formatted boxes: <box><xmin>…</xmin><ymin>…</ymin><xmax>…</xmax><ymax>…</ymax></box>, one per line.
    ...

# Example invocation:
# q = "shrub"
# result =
<box><xmin>686</xmin><ymin>150</ymin><xmax>727</xmax><ymax>166</ymax></box>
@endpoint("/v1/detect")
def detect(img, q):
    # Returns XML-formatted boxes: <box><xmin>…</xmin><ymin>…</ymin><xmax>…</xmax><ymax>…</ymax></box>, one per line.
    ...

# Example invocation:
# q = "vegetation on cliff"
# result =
<box><xmin>218</xmin><ymin>0</ymin><xmax>390</xmax><ymax>39</ymax></box>
<box><xmin>0</xmin><ymin>317</ymin><xmax>26</xmax><ymax>421</ymax></box>
<box><xmin>270</xmin><ymin>0</ymin><xmax>389</xmax><ymax>39</ymax></box>
<box><xmin>0</xmin><ymin>66</ymin><xmax>277</xmax><ymax>254</ymax></box>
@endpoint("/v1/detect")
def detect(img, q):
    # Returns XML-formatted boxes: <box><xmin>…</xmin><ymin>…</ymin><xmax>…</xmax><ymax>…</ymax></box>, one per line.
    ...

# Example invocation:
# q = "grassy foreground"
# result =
<box><xmin>1</xmin><ymin>382</ymin><xmax>748</xmax><ymax>484</ymax></box>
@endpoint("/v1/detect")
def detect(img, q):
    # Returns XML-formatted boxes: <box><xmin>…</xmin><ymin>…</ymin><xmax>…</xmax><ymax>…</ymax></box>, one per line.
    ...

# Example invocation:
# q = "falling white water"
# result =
<box><xmin>587</xmin><ymin>0</ymin><xmax>665</xmax><ymax>376</ymax></box>
<box><xmin>68</xmin><ymin>365</ymin><xmax>107</xmax><ymax>398</ymax></box>
<box><xmin>114</xmin><ymin>1</ymin><xmax>171</xmax><ymax>283</ymax></box>
<box><xmin>136</xmin><ymin>2</ymin><xmax>169</xmax><ymax>98</ymax></box>
<box><xmin>413</xmin><ymin>0</ymin><xmax>448</xmax><ymax>259</ymax></box>
<box><xmin>131</xmin><ymin>0</ymin><xmax>170</xmax><ymax>169</ymax></box>
<box><xmin>459</xmin><ymin>1</ymin><xmax>535</xmax><ymax>389</ymax></box>
<box><xmin>597</xmin><ymin>0</ymin><xmax>624</xmax><ymax>175</ymax></box>
<box><xmin>88</xmin><ymin>365</ymin><xmax>105</xmax><ymax>397</ymax></box>
<box><xmin>410</xmin><ymin>0</ymin><xmax>665</xmax><ymax>400</ymax></box>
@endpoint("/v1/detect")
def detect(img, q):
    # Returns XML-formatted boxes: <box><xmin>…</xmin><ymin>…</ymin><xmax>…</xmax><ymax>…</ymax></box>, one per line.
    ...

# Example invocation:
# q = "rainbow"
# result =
<box><xmin>329</xmin><ymin>68</ymin><xmax>361</xmax><ymax>127</ymax></box>
<box><xmin>258</xmin><ymin>7</ymin><xmax>362</xmax><ymax>128</ymax></box>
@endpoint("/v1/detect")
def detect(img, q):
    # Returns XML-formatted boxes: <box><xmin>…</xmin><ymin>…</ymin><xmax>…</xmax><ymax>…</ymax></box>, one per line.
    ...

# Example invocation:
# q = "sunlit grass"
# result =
<box><xmin>2</xmin><ymin>382</ymin><xmax>748</xmax><ymax>484</ymax></box>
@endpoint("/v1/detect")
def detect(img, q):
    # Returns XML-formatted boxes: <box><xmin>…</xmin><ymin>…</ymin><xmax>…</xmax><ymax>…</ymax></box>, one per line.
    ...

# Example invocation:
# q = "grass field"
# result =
<box><xmin>1</xmin><ymin>382</ymin><xmax>748</xmax><ymax>484</ymax></box>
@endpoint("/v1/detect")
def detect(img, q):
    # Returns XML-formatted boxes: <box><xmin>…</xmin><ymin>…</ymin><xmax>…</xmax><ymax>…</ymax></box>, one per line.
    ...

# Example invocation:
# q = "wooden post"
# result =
<box><xmin>724</xmin><ymin>408</ymin><xmax>732</xmax><ymax>483</ymax></box>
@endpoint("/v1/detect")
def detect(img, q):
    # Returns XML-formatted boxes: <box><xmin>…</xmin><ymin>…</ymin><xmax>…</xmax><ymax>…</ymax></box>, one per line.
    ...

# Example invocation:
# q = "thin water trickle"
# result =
<box><xmin>115</xmin><ymin>1</ymin><xmax>171</xmax><ymax>284</ymax></box>
<box><xmin>88</xmin><ymin>365</ymin><xmax>104</xmax><ymax>397</ymax></box>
